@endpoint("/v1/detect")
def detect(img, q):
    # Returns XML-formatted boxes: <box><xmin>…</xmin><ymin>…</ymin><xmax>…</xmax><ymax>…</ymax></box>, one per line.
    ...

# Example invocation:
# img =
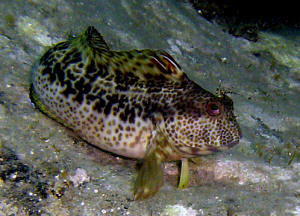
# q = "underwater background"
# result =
<box><xmin>0</xmin><ymin>0</ymin><xmax>300</xmax><ymax>215</ymax></box>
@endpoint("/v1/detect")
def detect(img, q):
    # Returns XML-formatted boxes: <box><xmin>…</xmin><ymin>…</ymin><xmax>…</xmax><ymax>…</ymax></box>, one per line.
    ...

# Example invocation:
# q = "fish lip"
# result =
<box><xmin>227</xmin><ymin>139</ymin><xmax>240</xmax><ymax>148</ymax></box>
<box><xmin>207</xmin><ymin>139</ymin><xmax>240</xmax><ymax>152</ymax></box>
<box><xmin>204</xmin><ymin>139</ymin><xmax>240</xmax><ymax>153</ymax></box>
<box><xmin>206</xmin><ymin>146</ymin><xmax>222</xmax><ymax>153</ymax></box>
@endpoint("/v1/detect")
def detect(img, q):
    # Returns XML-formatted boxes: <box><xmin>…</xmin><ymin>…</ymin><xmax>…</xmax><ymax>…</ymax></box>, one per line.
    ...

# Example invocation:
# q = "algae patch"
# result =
<box><xmin>251</xmin><ymin>31</ymin><xmax>300</xmax><ymax>74</ymax></box>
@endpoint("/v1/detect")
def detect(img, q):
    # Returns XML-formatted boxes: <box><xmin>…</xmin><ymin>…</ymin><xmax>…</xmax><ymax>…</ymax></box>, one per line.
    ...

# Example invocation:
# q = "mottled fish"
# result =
<box><xmin>30</xmin><ymin>26</ymin><xmax>241</xmax><ymax>200</ymax></box>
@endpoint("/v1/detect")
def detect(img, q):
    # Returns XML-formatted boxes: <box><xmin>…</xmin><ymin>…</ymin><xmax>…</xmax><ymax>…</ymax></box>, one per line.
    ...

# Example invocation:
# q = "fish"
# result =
<box><xmin>30</xmin><ymin>26</ymin><xmax>241</xmax><ymax>200</ymax></box>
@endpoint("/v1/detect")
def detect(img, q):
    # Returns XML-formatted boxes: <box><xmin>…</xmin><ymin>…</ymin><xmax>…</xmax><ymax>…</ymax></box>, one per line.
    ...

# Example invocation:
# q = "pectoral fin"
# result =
<box><xmin>133</xmin><ymin>130</ymin><xmax>167</xmax><ymax>200</ymax></box>
<box><xmin>134</xmin><ymin>149</ymin><xmax>164</xmax><ymax>200</ymax></box>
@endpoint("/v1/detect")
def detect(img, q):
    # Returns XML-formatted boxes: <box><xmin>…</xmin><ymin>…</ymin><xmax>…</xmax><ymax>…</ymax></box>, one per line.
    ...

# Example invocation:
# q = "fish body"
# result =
<box><xmin>30</xmin><ymin>26</ymin><xmax>241</xmax><ymax>199</ymax></box>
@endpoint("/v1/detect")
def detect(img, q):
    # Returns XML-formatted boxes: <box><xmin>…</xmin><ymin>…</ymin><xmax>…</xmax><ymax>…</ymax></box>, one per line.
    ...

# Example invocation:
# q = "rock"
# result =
<box><xmin>0</xmin><ymin>0</ymin><xmax>299</xmax><ymax>215</ymax></box>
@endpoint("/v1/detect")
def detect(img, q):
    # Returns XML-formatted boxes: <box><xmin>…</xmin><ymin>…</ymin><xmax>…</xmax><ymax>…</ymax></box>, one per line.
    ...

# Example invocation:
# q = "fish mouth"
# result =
<box><xmin>206</xmin><ymin>139</ymin><xmax>239</xmax><ymax>152</ymax></box>
<box><xmin>226</xmin><ymin>139</ymin><xmax>240</xmax><ymax>148</ymax></box>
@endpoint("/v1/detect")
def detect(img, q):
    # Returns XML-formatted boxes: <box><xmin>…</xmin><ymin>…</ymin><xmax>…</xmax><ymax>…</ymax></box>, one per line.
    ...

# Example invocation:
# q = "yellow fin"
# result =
<box><xmin>134</xmin><ymin>149</ymin><xmax>164</xmax><ymax>200</ymax></box>
<box><xmin>73</xmin><ymin>26</ymin><xmax>110</xmax><ymax>52</ymax></box>
<box><xmin>69</xmin><ymin>26</ymin><xmax>112</xmax><ymax>65</ymax></box>
<box><xmin>133</xmin><ymin>130</ymin><xmax>167</xmax><ymax>200</ymax></box>
<box><xmin>178</xmin><ymin>158</ymin><xmax>189</xmax><ymax>189</ymax></box>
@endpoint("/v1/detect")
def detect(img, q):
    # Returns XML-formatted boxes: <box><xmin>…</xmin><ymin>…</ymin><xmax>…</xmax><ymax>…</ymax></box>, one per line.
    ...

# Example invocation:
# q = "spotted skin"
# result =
<box><xmin>30</xmin><ymin>26</ymin><xmax>241</xmax><ymax>200</ymax></box>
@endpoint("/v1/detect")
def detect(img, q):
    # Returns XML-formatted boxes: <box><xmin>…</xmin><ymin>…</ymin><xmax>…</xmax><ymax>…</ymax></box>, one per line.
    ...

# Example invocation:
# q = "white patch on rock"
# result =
<box><xmin>212</xmin><ymin>159</ymin><xmax>270</xmax><ymax>185</ymax></box>
<box><xmin>285</xmin><ymin>205</ymin><xmax>300</xmax><ymax>216</ymax></box>
<box><xmin>17</xmin><ymin>16</ymin><xmax>53</xmax><ymax>46</ymax></box>
<box><xmin>69</xmin><ymin>168</ymin><xmax>90</xmax><ymax>187</ymax></box>
<box><xmin>167</xmin><ymin>39</ymin><xmax>182</xmax><ymax>55</ymax></box>
<box><xmin>175</xmin><ymin>39</ymin><xmax>194</xmax><ymax>52</ymax></box>
<box><xmin>206</xmin><ymin>159</ymin><xmax>300</xmax><ymax>191</ymax></box>
<box><xmin>162</xmin><ymin>204</ymin><xmax>198</xmax><ymax>216</ymax></box>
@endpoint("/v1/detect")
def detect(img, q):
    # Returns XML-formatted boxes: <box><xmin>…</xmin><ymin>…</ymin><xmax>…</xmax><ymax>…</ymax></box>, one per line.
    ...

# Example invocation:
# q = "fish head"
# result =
<box><xmin>163</xmin><ymin>91</ymin><xmax>241</xmax><ymax>157</ymax></box>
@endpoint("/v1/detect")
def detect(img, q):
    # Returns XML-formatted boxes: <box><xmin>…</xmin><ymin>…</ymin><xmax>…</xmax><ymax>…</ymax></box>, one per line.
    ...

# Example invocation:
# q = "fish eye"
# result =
<box><xmin>206</xmin><ymin>101</ymin><xmax>223</xmax><ymax>116</ymax></box>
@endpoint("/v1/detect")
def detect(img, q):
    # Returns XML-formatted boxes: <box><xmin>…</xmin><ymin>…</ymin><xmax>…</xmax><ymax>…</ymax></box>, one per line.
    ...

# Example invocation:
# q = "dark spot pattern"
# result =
<box><xmin>86</xmin><ymin>59</ymin><xmax>97</xmax><ymax>74</ymax></box>
<box><xmin>104</xmin><ymin>94</ymin><xmax>119</xmax><ymax>116</ymax></box>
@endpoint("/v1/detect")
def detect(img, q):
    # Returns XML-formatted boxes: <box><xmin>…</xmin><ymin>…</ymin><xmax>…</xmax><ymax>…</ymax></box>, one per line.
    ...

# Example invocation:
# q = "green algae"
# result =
<box><xmin>4</xmin><ymin>14</ymin><xmax>16</xmax><ymax>27</ymax></box>
<box><xmin>254</xmin><ymin>141</ymin><xmax>300</xmax><ymax>165</ymax></box>
<box><xmin>251</xmin><ymin>31</ymin><xmax>300</xmax><ymax>74</ymax></box>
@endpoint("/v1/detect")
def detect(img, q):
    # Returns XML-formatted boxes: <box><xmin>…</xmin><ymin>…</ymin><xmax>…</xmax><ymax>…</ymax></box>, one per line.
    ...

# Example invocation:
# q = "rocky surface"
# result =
<box><xmin>0</xmin><ymin>0</ymin><xmax>300</xmax><ymax>215</ymax></box>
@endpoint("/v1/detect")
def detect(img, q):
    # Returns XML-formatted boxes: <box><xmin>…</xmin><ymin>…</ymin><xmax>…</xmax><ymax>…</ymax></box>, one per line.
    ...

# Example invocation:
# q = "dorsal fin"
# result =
<box><xmin>70</xmin><ymin>27</ymin><xmax>187</xmax><ymax>84</ymax></box>
<box><xmin>83</xmin><ymin>26</ymin><xmax>110</xmax><ymax>51</ymax></box>
<box><xmin>71</xmin><ymin>26</ymin><xmax>110</xmax><ymax>55</ymax></box>
<box><xmin>109</xmin><ymin>49</ymin><xmax>186</xmax><ymax>83</ymax></box>
<box><xmin>149</xmin><ymin>50</ymin><xmax>183</xmax><ymax>81</ymax></box>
